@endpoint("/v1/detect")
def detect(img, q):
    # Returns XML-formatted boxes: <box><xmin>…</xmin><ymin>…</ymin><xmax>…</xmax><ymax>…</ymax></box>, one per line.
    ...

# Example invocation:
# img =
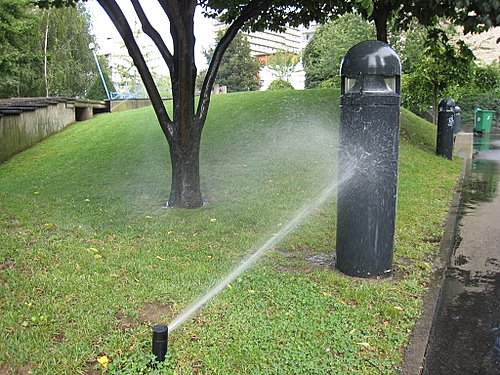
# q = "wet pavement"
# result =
<box><xmin>423</xmin><ymin>133</ymin><xmax>500</xmax><ymax>374</ymax></box>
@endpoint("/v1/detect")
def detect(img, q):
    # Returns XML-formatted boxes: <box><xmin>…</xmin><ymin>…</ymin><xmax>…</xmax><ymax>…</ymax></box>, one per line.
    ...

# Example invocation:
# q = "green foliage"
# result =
<box><xmin>267</xmin><ymin>78</ymin><xmax>294</xmax><ymax>91</ymax></box>
<box><xmin>267</xmin><ymin>49</ymin><xmax>300</xmax><ymax>80</ymax></box>
<box><xmin>0</xmin><ymin>90</ymin><xmax>461</xmax><ymax>373</ymax></box>
<box><xmin>318</xmin><ymin>76</ymin><xmax>341</xmax><ymax>89</ymax></box>
<box><xmin>0</xmin><ymin>1</ymin><xmax>96</xmax><ymax>98</ymax></box>
<box><xmin>42</xmin><ymin>5</ymin><xmax>95</xmax><ymax>97</ymax></box>
<box><xmin>204</xmin><ymin>31</ymin><xmax>261</xmax><ymax>93</ymax></box>
<box><xmin>449</xmin><ymin>62</ymin><xmax>500</xmax><ymax>125</ymax></box>
<box><xmin>302</xmin><ymin>13</ymin><xmax>375</xmax><ymax>88</ymax></box>
<box><xmin>389</xmin><ymin>21</ymin><xmax>427</xmax><ymax>74</ymax></box>
<box><xmin>0</xmin><ymin>0</ymin><xmax>37</xmax><ymax>97</ymax></box>
<box><xmin>402</xmin><ymin>27</ymin><xmax>475</xmax><ymax>117</ymax></box>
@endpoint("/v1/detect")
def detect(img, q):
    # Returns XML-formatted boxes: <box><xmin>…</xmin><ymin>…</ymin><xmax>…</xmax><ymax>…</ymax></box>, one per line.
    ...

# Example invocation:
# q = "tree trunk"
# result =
<box><xmin>44</xmin><ymin>10</ymin><xmax>50</xmax><ymax>97</ymax></box>
<box><xmin>432</xmin><ymin>85</ymin><xmax>439</xmax><ymax>125</ymax></box>
<box><xmin>167</xmin><ymin>119</ymin><xmax>203</xmax><ymax>208</ymax></box>
<box><xmin>373</xmin><ymin>5</ymin><xmax>389</xmax><ymax>43</ymax></box>
<box><xmin>167</xmin><ymin>0</ymin><xmax>203</xmax><ymax>208</ymax></box>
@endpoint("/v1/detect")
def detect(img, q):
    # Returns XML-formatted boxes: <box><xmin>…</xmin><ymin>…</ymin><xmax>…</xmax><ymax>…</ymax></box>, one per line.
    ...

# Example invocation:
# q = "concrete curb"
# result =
<box><xmin>400</xmin><ymin>159</ymin><xmax>468</xmax><ymax>375</ymax></box>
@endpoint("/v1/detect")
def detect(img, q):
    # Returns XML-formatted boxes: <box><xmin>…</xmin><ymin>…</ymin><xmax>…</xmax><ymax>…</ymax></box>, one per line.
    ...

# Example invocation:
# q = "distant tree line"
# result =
<box><xmin>0</xmin><ymin>0</ymin><xmax>97</xmax><ymax>98</ymax></box>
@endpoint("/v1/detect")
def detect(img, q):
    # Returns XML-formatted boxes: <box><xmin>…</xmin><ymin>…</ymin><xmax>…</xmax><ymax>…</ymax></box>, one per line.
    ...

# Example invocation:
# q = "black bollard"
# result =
<box><xmin>336</xmin><ymin>40</ymin><xmax>402</xmax><ymax>278</ymax></box>
<box><xmin>436</xmin><ymin>98</ymin><xmax>456</xmax><ymax>160</ymax></box>
<box><xmin>453</xmin><ymin>105</ymin><xmax>461</xmax><ymax>135</ymax></box>
<box><xmin>152</xmin><ymin>324</ymin><xmax>168</xmax><ymax>362</ymax></box>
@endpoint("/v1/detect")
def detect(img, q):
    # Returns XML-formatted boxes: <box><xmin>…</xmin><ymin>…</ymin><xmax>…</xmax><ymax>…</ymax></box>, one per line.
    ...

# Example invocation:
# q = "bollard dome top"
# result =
<box><xmin>438</xmin><ymin>98</ymin><xmax>456</xmax><ymax>111</ymax></box>
<box><xmin>341</xmin><ymin>40</ymin><xmax>401</xmax><ymax>77</ymax></box>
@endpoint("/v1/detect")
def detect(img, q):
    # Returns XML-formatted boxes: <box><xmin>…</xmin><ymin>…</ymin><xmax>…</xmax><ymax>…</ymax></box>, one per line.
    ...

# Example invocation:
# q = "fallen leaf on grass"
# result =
<box><xmin>156</xmin><ymin>256</ymin><xmax>166</xmax><ymax>261</ymax></box>
<box><xmin>97</xmin><ymin>355</ymin><xmax>109</xmax><ymax>368</ymax></box>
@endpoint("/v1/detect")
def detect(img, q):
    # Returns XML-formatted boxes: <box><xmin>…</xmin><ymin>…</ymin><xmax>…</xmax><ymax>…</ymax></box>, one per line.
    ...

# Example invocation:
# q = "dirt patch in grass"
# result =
<box><xmin>83</xmin><ymin>359</ymin><xmax>104</xmax><ymax>375</ymax></box>
<box><xmin>306</xmin><ymin>253</ymin><xmax>335</xmax><ymax>267</ymax></box>
<box><xmin>393</xmin><ymin>257</ymin><xmax>416</xmax><ymax>281</ymax></box>
<box><xmin>139</xmin><ymin>302</ymin><xmax>174</xmax><ymax>323</ymax></box>
<box><xmin>0</xmin><ymin>258</ymin><xmax>15</xmax><ymax>270</ymax></box>
<box><xmin>52</xmin><ymin>331</ymin><xmax>66</xmax><ymax>344</ymax></box>
<box><xmin>1</xmin><ymin>364</ymin><xmax>35</xmax><ymax>375</ymax></box>
<box><xmin>275</xmin><ymin>249</ymin><xmax>336</xmax><ymax>274</ymax></box>
<box><xmin>115</xmin><ymin>310</ymin><xmax>139</xmax><ymax>331</ymax></box>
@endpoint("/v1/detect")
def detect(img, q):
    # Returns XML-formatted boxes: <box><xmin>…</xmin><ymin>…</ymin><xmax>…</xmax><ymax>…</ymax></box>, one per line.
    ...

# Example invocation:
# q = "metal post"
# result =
<box><xmin>336</xmin><ymin>40</ymin><xmax>402</xmax><ymax>278</ymax></box>
<box><xmin>89</xmin><ymin>43</ymin><xmax>111</xmax><ymax>100</ymax></box>
<box><xmin>436</xmin><ymin>98</ymin><xmax>456</xmax><ymax>160</ymax></box>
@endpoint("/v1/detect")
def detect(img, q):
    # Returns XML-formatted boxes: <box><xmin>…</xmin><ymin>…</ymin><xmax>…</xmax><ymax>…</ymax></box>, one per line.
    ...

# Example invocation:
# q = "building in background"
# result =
<box><xmin>460</xmin><ymin>27</ymin><xmax>500</xmax><ymax>65</ymax></box>
<box><xmin>248</xmin><ymin>25</ymin><xmax>318</xmax><ymax>90</ymax></box>
<box><xmin>216</xmin><ymin>23</ymin><xmax>319</xmax><ymax>90</ymax></box>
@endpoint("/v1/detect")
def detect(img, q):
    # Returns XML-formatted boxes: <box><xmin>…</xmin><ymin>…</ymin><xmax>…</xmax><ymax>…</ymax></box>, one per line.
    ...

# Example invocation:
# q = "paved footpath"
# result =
<box><xmin>423</xmin><ymin>133</ymin><xmax>500</xmax><ymax>374</ymax></box>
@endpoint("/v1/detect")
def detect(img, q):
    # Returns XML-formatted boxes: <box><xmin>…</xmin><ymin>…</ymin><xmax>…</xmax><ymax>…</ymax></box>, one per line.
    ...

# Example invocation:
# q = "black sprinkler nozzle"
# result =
<box><xmin>152</xmin><ymin>324</ymin><xmax>168</xmax><ymax>362</ymax></box>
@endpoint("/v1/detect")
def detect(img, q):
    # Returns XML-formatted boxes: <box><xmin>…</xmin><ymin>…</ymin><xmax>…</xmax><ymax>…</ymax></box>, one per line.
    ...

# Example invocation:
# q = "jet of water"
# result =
<box><xmin>168</xmin><ymin>168</ymin><xmax>354</xmax><ymax>332</ymax></box>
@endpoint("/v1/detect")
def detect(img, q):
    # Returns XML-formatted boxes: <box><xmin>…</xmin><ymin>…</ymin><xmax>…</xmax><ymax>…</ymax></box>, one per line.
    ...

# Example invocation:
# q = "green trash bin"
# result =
<box><xmin>474</xmin><ymin>108</ymin><xmax>495</xmax><ymax>133</ymax></box>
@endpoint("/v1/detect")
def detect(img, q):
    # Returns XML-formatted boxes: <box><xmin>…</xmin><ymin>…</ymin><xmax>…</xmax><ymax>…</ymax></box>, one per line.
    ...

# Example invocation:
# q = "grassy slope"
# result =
<box><xmin>0</xmin><ymin>89</ymin><xmax>461</xmax><ymax>374</ymax></box>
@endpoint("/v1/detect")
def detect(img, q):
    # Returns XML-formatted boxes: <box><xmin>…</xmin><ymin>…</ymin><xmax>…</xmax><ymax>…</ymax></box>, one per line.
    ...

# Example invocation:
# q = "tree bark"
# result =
<box><xmin>168</xmin><ymin>121</ymin><xmax>203</xmax><ymax>208</ymax></box>
<box><xmin>373</xmin><ymin>6</ymin><xmax>389</xmax><ymax>43</ymax></box>
<box><xmin>44</xmin><ymin>10</ymin><xmax>50</xmax><ymax>97</ymax></box>
<box><xmin>432</xmin><ymin>85</ymin><xmax>438</xmax><ymax>125</ymax></box>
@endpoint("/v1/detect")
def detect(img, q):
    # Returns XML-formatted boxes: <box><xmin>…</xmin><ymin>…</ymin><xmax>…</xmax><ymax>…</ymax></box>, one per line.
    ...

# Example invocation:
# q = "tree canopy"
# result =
<box><xmin>302</xmin><ymin>13</ymin><xmax>375</xmax><ymax>89</ymax></box>
<box><xmin>402</xmin><ymin>27</ymin><xmax>476</xmax><ymax>122</ymax></box>
<box><xmin>322</xmin><ymin>0</ymin><xmax>500</xmax><ymax>43</ymax></box>
<box><xmin>0</xmin><ymin>0</ymin><xmax>95</xmax><ymax>98</ymax></box>
<box><xmin>203</xmin><ymin>31</ymin><xmax>260</xmax><ymax>93</ymax></box>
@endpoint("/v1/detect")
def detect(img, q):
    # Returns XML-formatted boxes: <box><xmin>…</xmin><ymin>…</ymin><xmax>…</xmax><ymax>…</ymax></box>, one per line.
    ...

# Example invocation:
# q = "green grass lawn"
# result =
<box><xmin>0</xmin><ymin>89</ymin><xmax>461</xmax><ymax>374</ymax></box>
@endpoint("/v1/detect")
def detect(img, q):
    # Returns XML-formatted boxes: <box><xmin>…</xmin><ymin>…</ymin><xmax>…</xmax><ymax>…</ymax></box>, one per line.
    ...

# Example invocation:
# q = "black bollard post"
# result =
<box><xmin>436</xmin><ymin>98</ymin><xmax>456</xmax><ymax>160</ymax></box>
<box><xmin>453</xmin><ymin>105</ymin><xmax>461</xmax><ymax>135</ymax></box>
<box><xmin>336</xmin><ymin>40</ymin><xmax>401</xmax><ymax>278</ymax></box>
<box><xmin>152</xmin><ymin>324</ymin><xmax>168</xmax><ymax>362</ymax></box>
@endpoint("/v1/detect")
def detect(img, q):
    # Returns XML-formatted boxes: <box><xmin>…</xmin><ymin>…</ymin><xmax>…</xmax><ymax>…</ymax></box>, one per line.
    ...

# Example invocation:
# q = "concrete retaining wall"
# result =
<box><xmin>109</xmin><ymin>98</ymin><xmax>152</xmax><ymax>112</ymax></box>
<box><xmin>0</xmin><ymin>102</ymin><xmax>74</xmax><ymax>163</ymax></box>
<box><xmin>0</xmin><ymin>98</ymin><xmax>156</xmax><ymax>163</ymax></box>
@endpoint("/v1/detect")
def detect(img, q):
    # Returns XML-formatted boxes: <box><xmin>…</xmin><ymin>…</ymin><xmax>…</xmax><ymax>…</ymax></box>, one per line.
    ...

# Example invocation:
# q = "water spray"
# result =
<box><xmin>160</xmin><ymin>171</ymin><xmax>354</xmax><ymax>345</ymax></box>
<box><xmin>150</xmin><ymin>155</ymin><xmax>355</xmax><ymax>361</ymax></box>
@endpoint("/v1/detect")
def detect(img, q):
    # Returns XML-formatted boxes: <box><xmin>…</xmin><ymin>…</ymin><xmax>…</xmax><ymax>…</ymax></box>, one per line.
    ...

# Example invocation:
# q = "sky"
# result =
<box><xmin>85</xmin><ymin>0</ymin><xmax>217</xmax><ymax>72</ymax></box>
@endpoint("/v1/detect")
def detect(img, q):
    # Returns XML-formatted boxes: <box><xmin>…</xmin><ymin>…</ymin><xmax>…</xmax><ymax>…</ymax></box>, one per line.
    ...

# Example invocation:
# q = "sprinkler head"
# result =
<box><xmin>152</xmin><ymin>324</ymin><xmax>168</xmax><ymax>362</ymax></box>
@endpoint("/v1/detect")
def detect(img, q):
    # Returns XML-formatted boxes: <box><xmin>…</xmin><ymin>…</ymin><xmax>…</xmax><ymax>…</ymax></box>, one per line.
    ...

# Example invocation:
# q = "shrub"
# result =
<box><xmin>267</xmin><ymin>79</ymin><xmax>295</xmax><ymax>91</ymax></box>
<box><xmin>318</xmin><ymin>77</ymin><xmax>341</xmax><ymax>89</ymax></box>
